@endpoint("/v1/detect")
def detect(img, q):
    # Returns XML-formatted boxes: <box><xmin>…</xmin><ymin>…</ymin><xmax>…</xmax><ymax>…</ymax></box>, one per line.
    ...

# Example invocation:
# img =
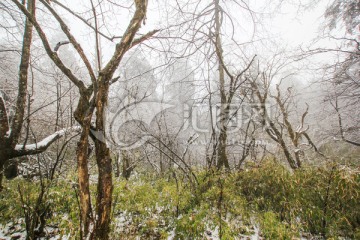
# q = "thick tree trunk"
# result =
<box><xmin>94</xmin><ymin>143</ymin><xmax>112</xmax><ymax>239</ymax></box>
<box><xmin>77</xmin><ymin>125</ymin><xmax>94</xmax><ymax>239</ymax></box>
<box><xmin>73</xmin><ymin>91</ymin><xmax>95</xmax><ymax>239</ymax></box>
<box><xmin>94</xmin><ymin>80</ymin><xmax>113</xmax><ymax>240</ymax></box>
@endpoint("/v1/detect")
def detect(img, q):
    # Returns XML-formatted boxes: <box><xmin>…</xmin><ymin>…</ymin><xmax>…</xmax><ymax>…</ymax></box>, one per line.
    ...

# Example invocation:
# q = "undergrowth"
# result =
<box><xmin>0</xmin><ymin>160</ymin><xmax>359</xmax><ymax>239</ymax></box>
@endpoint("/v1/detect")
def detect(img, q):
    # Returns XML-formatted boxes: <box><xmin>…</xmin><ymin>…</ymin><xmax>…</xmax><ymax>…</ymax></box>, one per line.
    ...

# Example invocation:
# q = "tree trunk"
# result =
<box><xmin>74</xmin><ymin>91</ymin><xmax>95</xmax><ymax>239</ymax></box>
<box><xmin>121</xmin><ymin>151</ymin><xmax>134</xmax><ymax>180</ymax></box>
<box><xmin>214</xmin><ymin>0</ymin><xmax>230</xmax><ymax>170</ymax></box>
<box><xmin>268</xmin><ymin>122</ymin><xmax>299</xmax><ymax>169</ymax></box>
<box><xmin>94</xmin><ymin>80</ymin><xmax>113</xmax><ymax>240</ymax></box>
<box><xmin>94</xmin><ymin>141</ymin><xmax>112</xmax><ymax>239</ymax></box>
<box><xmin>0</xmin><ymin>0</ymin><xmax>34</xmax><ymax>190</ymax></box>
<box><xmin>114</xmin><ymin>152</ymin><xmax>120</xmax><ymax>178</ymax></box>
<box><xmin>4</xmin><ymin>161</ymin><xmax>18</xmax><ymax>179</ymax></box>
<box><xmin>0</xmin><ymin>162</ymin><xmax>3</xmax><ymax>191</ymax></box>
<box><xmin>217</xmin><ymin>106</ymin><xmax>230</xmax><ymax>169</ymax></box>
<box><xmin>77</xmin><ymin>125</ymin><xmax>94</xmax><ymax>239</ymax></box>
<box><xmin>9</xmin><ymin>0</ymin><xmax>34</xmax><ymax>148</ymax></box>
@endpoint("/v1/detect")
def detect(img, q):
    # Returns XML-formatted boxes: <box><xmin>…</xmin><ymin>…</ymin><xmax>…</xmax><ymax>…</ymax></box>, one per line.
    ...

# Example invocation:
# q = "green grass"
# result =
<box><xmin>0</xmin><ymin>160</ymin><xmax>359</xmax><ymax>239</ymax></box>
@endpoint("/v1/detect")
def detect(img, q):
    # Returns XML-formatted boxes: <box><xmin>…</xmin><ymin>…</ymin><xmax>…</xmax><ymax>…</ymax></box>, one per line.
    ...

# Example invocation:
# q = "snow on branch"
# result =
<box><xmin>14</xmin><ymin>126</ymin><xmax>81</xmax><ymax>157</ymax></box>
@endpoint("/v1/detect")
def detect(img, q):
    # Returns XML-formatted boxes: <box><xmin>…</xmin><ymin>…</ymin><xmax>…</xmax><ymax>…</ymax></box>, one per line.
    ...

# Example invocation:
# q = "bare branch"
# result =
<box><xmin>100</xmin><ymin>0</ymin><xmax>151</xmax><ymax>80</ymax></box>
<box><xmin>53</xmin><ymin>41</ymin><xmax>69</xmax><ymax>52</ymax></box>
<box><xmin>39</xmin><ymin>0</ymin><xmax>97</xmax><ymax>84</ymax></box>
<box><xmin>51</xmin><ymin>0</ymin><xmax>123</xmax><ymax>42</ymax></box>
<box><xmin>10</xmin><ymin>0</ymin><xmax>88</xmax><ymax>93</ymax></box>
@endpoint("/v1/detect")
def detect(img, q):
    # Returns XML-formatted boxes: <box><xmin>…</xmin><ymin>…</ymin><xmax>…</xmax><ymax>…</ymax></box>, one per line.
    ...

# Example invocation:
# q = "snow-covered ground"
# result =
<box><xmin>0</xmin><ymin>221</ymin><xmax>26</xmax><ymax>240</ymax></box>
<box><xmin>0</xmin><ymin>216</ymin><xmax>316</xmax><ymax>240</ymax></box>
<box><xmin>0</xmin><ymin>220</ymin><xmax>69</xmax><ymax>240</ymax></box>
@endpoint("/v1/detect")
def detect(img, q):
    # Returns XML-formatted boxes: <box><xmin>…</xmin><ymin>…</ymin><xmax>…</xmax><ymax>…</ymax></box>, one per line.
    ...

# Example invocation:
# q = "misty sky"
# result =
<box><xmin>38</xmin><ymin>0</ymin><xmax>335</xmax><ymax>64</ymax></box>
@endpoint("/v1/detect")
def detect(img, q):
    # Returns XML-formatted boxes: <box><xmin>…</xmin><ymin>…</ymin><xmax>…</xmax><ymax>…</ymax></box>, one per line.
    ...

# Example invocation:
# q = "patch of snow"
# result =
<box><xmin>10</xmin><ymin>231</ymin><xmax>26</xmax><ymax>239</ymax></box>
<box><xmin>205</xmin><ymin>225</ymin><xmax>219</xmax><ymax>240</ymax></box>
<box><xmin>0</xmin><ymin>92</ymin><xmax>5</xmax><ymax>103</ymax></box>
<box><xmin>251</xmin><ymin>224</ymin><xmax>260</xmax><ymax>240</ymax></box>
<box><xmin>0</xmin><ymin>224</ymin><xmax>11</xmax><ymax>240</ymax></box>
<box><xmin>5</xmin><ymin>128</ymin><xmax>11</xmax><ymax>138</ymax></box>
<box><xmin>0</xmin><ymin>222</ymin><xmax>26</xmax><ymax>240</ymax></box>
<box><xmin>0</xmin><ymin>219</ymin><xmax>67</xmax><ymax>240</ymax></box>
<box><xmin>166</xmin><ymin>228</ymin><xmax>175</xmax><ymax>240</ymax></box>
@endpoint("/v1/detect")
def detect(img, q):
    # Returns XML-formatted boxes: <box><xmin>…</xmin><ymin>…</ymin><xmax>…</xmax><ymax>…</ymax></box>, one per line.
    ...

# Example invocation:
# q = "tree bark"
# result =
<box><xmin>0</xmin><ymin>162</ymin><xmax>3</xmax><ymax>191</ymax></box>
<box><xmin>9</xmin><ymin>0</ymin><xmax>35</xmax><ymax>148</ymax></box>
<box><xmin>0</xmin><ymin>0</ymin><xmax>34</xmax><ymax>190</ymax></box>
<box><xmin>77</xmin><ymin>125</ymin><xmax>94</xmax><ymax>239</ymax></box>
<box><xmin>93</xmin><ymin>80</ymin><xmax>113</xmax><ymax>240</ymax></box>
<box><xmin>250</xmin><ymin>80</ymin><xmax>300</xmax><ymax>169</ymax></box>
<box><xmin>214</xmin><ymin>0</ymin><xmax>230</xmax><ymax>170</ymax></box>
<box><xmin>11</xmin><ymin>1</ymin><xmax>153</xmax><ymax>238</ymax></box>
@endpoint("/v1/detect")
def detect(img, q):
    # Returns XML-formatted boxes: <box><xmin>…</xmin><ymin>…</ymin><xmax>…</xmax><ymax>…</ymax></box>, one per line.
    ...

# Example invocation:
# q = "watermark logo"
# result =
<box><xmin>91</xmin><ymin>98</ymin><xmax>174</xmax><ymax>150</ymax></box>
<box><xmin>184</xmin><ymin>103</ymin><xmax>268</xmax><ymax>133</ymax></box>
<box><xmin>91</xmin><ymin>96</ymin><xmax>270</xmax><ymax>149</ymax></box>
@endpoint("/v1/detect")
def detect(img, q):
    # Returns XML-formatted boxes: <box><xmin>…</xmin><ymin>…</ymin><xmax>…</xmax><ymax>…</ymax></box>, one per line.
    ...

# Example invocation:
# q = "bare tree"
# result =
<box><xmin>172</xmin><ymin>0</ymin><xmax>256</xmax><ymax>170</ymax></box>
<box><xmin>248</xmin><ymin>61</ymin><xmax>321</xmax><ymax>169</ymax></box>
<box><xmin>330</xmin><ymin>95</ymin><xmax>360</xmax><ymax>146</ymax></box>
<box><xmin>0</xmin><ymin>0</ymin><xmax>80</xmax><ymax>190</ymax></box>
<box><xmin>10</xmin><ymin>0</ymin><xmax>157</xmax><ymax>238</ymax></box>
<box><xmin>302</xmin><ymin>0</ymin><xmax>360</xmax><ymax>147</ymax></box>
